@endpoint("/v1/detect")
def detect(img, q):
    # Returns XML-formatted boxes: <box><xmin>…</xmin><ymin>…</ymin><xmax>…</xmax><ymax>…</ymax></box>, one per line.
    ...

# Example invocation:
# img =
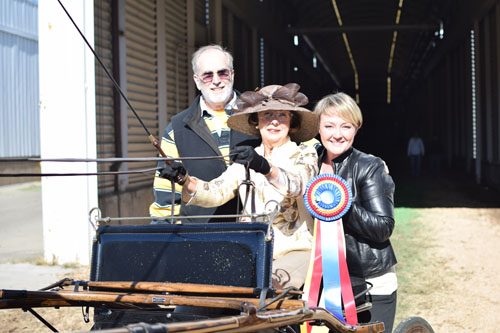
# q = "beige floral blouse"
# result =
<box><xmin>185</xmin><ymin>137</ymin><xmax>318</xmax><ymax>258</ymax></box>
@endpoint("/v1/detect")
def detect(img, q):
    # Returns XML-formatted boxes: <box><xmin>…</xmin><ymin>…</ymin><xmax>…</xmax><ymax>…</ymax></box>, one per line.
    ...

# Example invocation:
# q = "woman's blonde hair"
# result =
<box><xmin>313</xmin><ymin>92</ymin><xmax>363</xmax><ymax>129</ymax></box>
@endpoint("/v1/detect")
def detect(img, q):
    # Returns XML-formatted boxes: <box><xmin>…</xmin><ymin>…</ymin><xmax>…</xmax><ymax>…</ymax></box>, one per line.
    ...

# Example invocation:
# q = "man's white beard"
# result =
<box><xmin>201</xmin><ymin>82</ymin><xmax>234</xmax><ymax>107</ymax></box>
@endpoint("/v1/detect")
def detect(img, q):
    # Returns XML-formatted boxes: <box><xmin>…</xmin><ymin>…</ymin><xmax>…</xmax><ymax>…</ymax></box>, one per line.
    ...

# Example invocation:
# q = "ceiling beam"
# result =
<box><xmin>288</xmin><ymin>24</ymin><xmax>439</xmax><ymax>34</ymax></box>
<box><xmin>302</xmin><ymin>35</ymin><xmax>340</xmax><ymax>87</ymax></box>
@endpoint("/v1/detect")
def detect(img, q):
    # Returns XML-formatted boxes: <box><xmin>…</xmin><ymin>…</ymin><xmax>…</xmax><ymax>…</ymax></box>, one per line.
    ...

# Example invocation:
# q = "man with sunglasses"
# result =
<box><xmin>150</xmin><ymin>45</ymin><xmax>260</xmax><ymax>223</ymax></box>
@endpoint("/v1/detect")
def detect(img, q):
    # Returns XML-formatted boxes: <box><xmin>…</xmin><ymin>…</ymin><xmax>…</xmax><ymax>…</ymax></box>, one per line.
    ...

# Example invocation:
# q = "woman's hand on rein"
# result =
<box><xmin>159</xmin><ymin>160</ymin><xmax>188</xmax><ymax>185</ymax></box>
<box><xmin>230</xmin><ymin>146</ymin><xmax>271</xmax><ymax>175</ymax></box>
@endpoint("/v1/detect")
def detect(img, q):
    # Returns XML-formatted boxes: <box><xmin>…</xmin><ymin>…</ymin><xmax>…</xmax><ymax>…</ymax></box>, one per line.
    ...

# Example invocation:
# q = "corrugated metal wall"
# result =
<box><xmin>124</xmin><ymin>0</ymin><xmax>159</xmax><ymax>188</ymax></box>
<box><xmin>94</xmin><ymin>0</ymin><xmax>190</xmax><ymax>196</ymax></box>
<box><xmin>94</xmin><ymin>0</ymin><xmax>116</xmax><ymax>192</ymax></box>
<box><xmin>165</xmin><ymin>0</ymin><xmax>189</xmax><ymax>124</ymax></box>
<box><xmin>476</xmin><ymin>3</ymin><xmax>500</xmax><ymax>188</ymax></box>
<box><xmin>0</xmin><ymin>0</ymin><xmax>39</xmax><ymax>157</ymax></box>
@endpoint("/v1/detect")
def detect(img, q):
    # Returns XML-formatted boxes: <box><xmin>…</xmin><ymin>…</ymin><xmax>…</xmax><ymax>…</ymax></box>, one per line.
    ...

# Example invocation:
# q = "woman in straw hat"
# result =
<box><xmin>160</xmin><ymin>83</ymin><xmax>318</xmax><ymax>288</ymax></box>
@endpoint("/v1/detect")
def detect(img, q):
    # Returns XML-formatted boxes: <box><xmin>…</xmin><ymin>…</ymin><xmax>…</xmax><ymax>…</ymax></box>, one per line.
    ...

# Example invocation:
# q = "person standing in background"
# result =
<box><xmin>407</xmin><ymin>131</ymin><xmax>425</xmax><ymax>177</ymax></box>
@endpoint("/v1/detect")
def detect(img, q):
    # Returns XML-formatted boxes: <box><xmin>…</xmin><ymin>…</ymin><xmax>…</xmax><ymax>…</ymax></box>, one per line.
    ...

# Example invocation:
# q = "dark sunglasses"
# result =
<box><xmin>199</xmin><ymin>69</ymin><xmax>231</xmax><ymax>83</ymax></box>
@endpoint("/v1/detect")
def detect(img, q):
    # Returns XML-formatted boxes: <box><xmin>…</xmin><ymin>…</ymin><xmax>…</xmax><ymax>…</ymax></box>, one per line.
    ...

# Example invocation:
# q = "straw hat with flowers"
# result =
<box><xmin>228</xmin><ymin>83</ymin><xmax>318</xmax><ymax>143</ymax></box>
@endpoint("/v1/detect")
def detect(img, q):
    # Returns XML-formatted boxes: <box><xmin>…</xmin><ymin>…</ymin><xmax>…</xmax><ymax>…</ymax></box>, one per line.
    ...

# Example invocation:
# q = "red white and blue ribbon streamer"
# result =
<box><xmin>321</xmin><ymin>221</ymin><xmax>344</xmax><ymax>320</ymax></box>
<box><xmin>302</xmin><ymin>174</ymin><xmax>357</xmax><ymax>330</ymax></box>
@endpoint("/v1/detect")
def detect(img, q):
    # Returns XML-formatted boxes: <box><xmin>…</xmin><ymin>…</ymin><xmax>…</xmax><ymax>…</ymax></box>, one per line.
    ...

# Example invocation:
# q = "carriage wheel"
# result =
<box><xmin>393</xmin><ymin>316</ymin><xmax>434</xmax><ymax>333</ymax></box>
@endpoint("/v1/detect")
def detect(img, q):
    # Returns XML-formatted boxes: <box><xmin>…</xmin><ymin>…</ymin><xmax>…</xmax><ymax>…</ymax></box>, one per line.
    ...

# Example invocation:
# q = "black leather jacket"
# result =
<box><xmin>317</xmin><ymin>145</ymin><xmax>397</xmax><ymax>279</ymax></box>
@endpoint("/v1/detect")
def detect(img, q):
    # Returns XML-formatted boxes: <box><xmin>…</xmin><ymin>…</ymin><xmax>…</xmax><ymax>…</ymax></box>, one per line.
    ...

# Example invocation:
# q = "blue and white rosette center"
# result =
<box><xmin>315</xmin><ymin>183</ymin><xmax>342</xmax><ymax>209</ymax></box>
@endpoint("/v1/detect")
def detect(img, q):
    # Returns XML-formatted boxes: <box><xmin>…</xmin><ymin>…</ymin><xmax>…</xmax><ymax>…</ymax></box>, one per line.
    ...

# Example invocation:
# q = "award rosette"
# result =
<box><xmin>302</xmin><ymin>174</ymin><xmax>358</xmax><ymax>329</ymax></box>
<box><xmin>303</xmin><ymin>174</ymin><xmax>352</xmax><ymax>222</ymax></box>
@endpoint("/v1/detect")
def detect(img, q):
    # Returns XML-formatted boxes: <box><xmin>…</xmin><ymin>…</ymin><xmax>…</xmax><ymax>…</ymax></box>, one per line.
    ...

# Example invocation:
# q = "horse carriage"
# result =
<box><xmin>0</xmin><ymin>205</ymin><xmax>433</xmax><ymax>333</ymax></box>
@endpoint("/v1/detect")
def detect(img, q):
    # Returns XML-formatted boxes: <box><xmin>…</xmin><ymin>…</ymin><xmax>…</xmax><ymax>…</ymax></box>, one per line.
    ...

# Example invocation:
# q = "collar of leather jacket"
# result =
<box><xmin>317</xmin><ymin>145</ymin><xmax>354</xmax><ymax>167</ymax></box>
<box><xmin>332</xmin><ymin>146</ymin><xmax>354</xmax><ymax>164</ymax></box>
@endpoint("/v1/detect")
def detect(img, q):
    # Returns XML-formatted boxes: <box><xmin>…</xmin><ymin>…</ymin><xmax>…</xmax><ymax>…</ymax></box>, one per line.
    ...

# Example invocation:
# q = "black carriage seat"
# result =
<box><xmin>90</xmin><ymin>222</ymin><xmax>273</xmax><ymax>328</ymax></box>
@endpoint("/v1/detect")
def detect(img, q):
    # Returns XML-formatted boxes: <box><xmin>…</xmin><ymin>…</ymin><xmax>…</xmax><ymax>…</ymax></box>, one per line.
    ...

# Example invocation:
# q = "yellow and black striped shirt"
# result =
<box><xmin>149</xmin><ymin>99</ymin><xmax>234</xmax><ymax>218</ymax></box>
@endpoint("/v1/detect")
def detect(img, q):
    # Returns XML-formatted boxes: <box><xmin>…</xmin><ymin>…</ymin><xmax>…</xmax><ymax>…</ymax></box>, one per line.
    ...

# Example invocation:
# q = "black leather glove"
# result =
<box><xmin>159</xmin><ymin>160</ymin><xmax>187</xmax><ymax>185</ymax></box>
<box><xmin>231</xmin><ymin>146</ymin><xmax>271</xmax><ymax>175</ymax></box>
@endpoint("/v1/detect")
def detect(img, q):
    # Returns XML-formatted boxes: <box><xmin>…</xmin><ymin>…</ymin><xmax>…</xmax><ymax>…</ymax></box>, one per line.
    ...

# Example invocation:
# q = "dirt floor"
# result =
<box><xmin>1</xmin><ymin>166</ymin><xmax>499</xmax><ymax>332</ymax></box>
<box><xmin>390</xmin><ymin>164</ymin><xmax>500</xmax><ymax>332</ymax></box>
<box><xmin>393</xmin><ymin>207</ymin><xmax>500</xmax><ymax>332</ymax></box>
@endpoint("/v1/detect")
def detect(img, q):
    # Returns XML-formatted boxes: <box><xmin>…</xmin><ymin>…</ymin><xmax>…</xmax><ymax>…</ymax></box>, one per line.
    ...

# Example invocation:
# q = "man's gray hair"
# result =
<box><xmin>191</xmin><ymin>44</ymin><xmax>234</xmax><ymax>74</ymax></box>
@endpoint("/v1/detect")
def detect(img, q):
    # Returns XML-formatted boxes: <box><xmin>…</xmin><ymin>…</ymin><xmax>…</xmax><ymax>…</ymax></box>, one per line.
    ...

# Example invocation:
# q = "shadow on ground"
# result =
<box><xmin>391</xmin><ymin>162</ymin><xmax>500</xmax><ymax>208</ymax></box>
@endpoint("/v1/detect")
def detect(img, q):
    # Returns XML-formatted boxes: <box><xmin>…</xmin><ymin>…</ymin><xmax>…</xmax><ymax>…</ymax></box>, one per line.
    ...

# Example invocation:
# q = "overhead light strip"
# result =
<box><xmin>388</xmin><ymin>31</ymin><xmax>397</xmax><ymax>75</ymax></box>
<box><xmin>332</xmin><ymin>0</ymin><xmax>359</xmax><ymax>103</ymax></box>
<box><xmin>387</xmin><ymin>0</ymin><xmax>404</xmax><ymax>104</ymax></box>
